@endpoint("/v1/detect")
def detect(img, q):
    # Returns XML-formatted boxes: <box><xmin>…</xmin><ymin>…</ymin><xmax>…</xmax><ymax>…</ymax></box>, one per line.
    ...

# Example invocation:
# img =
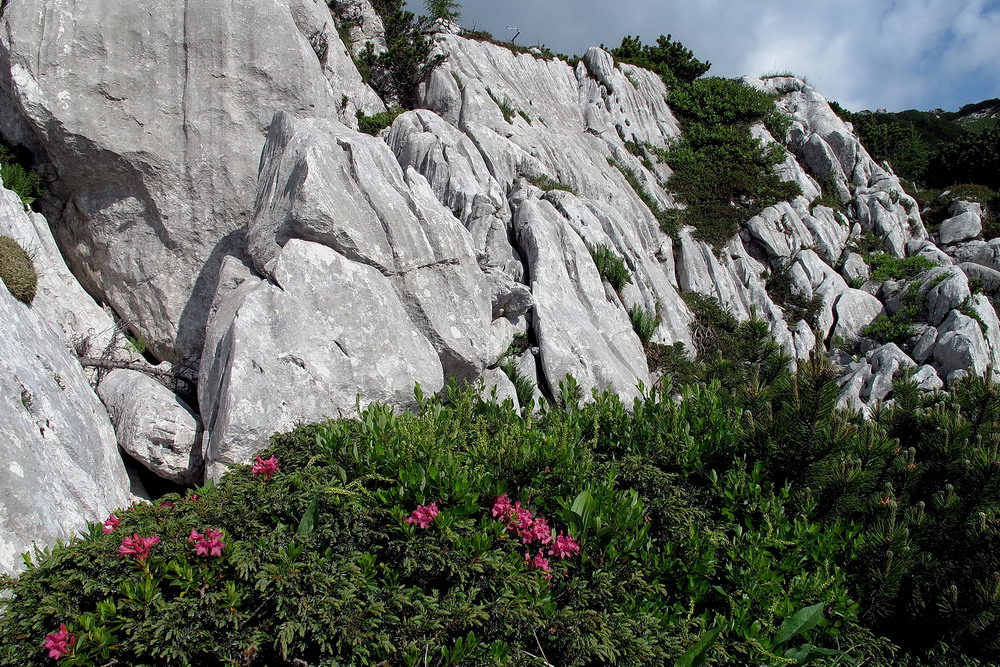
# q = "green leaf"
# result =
<box><xmin>783</xmin><ymin>643</ymin><xmax>843</xmax><ymax>665</ymax></box>
<box><xmin>773</xmin><ymin>603</ymin><xmax>824</xmax><ymax>646</ymax></box>
<box><xmin>674</xmin><ymin>626</ymin><xmax>721</xmax><ymax>667</ymax></box>
<box><xmin>296</xmin><ymin>497</ymin><xmax>319</xmax><ymax>536</ymax></box>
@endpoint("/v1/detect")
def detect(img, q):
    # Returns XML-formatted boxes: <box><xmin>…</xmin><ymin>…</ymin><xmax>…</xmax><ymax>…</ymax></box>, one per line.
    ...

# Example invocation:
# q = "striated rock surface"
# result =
<box><xmin>0</xmin><ymin>274</ymin><xmax>129</xmax><ymax>576</ymax></box>
<box><xmin>0</xmin><ymin>0</ymin><xmax>382</xmax><ymax>363</ymax></box>
<box><xmin>98</xmin><ymin>370</ymin><xmax>203</xmax><ymax>484</ymax></box>
<box><xmin>201</xmin><ymin>239</ymin><xmax>444</xmax><ymax>479</ymax></box>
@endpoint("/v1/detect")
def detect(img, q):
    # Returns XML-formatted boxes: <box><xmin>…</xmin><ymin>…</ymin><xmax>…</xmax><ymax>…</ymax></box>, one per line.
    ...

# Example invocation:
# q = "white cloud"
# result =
<box><xmin>452</xmin><ymin>0</ymin><xmax>1000</xmax><ymax>111</ymax></box>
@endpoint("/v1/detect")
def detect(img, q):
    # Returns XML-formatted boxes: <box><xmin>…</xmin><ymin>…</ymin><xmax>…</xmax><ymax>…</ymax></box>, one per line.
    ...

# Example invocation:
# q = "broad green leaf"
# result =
<box><xmin>674</xmin><ymin>626</ymin><xmax>721</xmax><ymax>667</ymax></box>
<box><xmin>296</xmin><ymin>497</ymin><xmax>319</xmax><ymax>536</ymax></box>
<box><xmin>773</xmin><ymin>602</ymin><xmax>824</xmax><ymax>646</ymax></box>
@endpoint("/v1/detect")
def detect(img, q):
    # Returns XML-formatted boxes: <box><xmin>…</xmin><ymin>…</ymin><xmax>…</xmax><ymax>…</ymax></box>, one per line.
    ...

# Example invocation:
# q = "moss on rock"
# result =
<box><xmin>0</xmin><ymin>235</ymin><xmax>37</xmax><ymax>304</ymax></box>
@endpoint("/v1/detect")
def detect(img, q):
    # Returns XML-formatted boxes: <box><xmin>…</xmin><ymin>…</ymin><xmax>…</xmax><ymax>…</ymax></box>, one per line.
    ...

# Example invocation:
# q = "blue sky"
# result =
<box><xmin>437</xmin><ymin>0</ymin><xmax>1000</xmax><ymax>112</ymax></box>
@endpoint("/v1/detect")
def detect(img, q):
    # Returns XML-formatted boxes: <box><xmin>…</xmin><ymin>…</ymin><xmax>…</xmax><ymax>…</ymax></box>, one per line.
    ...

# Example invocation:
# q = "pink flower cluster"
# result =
<box><xmin>119</xmin><ymin>533</ymin><xmax>161</xmax><ymax>563</ymax></box>
<box><xmin>492</xmin><ymin>494</ymin><xmax>581</xmax><ymax>576</ymax></box>
<box><xmin>101</xmin><ymin>513</ymin><xmax>120</xmax><ymax>534</ymax></box>
<box><xmin>188</xmin><ymin>528</ymin><xmax>225</xmax><ymax>557</ymax></box>
<box><xmin>43</xmin><ymin>624</ymin><xmax>75</xmax><ymax>660</ymax></box>
<box><xmin>405</xmin><ymin>502</ymin><xmax>440</xmax><ymax>529</ymax></box>
<box><xmin>251</xmin><ymin>455</ymin><xmax>280</xmax><ymax>480</ymax></box>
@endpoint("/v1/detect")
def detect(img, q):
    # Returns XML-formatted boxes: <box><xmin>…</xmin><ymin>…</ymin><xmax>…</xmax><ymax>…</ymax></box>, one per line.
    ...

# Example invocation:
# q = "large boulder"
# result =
<box><xmin>201</xmin><ymin>239</ymin><xmax>444</xmax><ymax>479</ymax></box>
<box><xmin>933</xmin><ymin>310</ymin><xmax>990</xmax><ymax>379</ymax></box>
<box><xmin>0</xmin><ymin>0</ymin><xmax>381</xmax><ymax>363</ymax></box>
<box><xmin>98</xmin><ymin>370</ymin><xmax>203</xmax><ymax>484</ymax></box>
<box><xmin>0</xmin><ymin>274</ymin><xmax>130</xmax><ymax>575</ymax></box>
<box><xmin>248</xmin><ymin>111</ymin><xmax>501</xmax><ymax>380</ymax></box>
<box><xmin>940</xmin><ymin>211</ymin><xmax>982</xmax><ymax>245</ymax></box>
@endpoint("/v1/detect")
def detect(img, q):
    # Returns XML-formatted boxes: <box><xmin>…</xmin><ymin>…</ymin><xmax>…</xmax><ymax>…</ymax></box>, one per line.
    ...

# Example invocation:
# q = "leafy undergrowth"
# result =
<box><xmin>7</xmin><ymin>344</ymin><xmax>1000</xmax><ymax>664</ymax></box>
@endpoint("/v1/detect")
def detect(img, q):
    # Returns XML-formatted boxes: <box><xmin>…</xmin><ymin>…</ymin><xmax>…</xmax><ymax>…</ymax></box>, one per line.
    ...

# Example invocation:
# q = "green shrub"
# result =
<box><xmin>498</xmin><ymin>359</ymin><xmax>536</xmax><ymax>408</ymax></box>
<box><xmin>628</xmin><ymin>303</ymin><xmax>659</xmax><ymax>342</ymax></box>
<box><xmin>423</xmin><ymin>0</ymin><xmax>460</xmax><ymax>21</ymax></box>
<box><xmin>526</xmin><ymin>174</ymin><xmax>574</xmax><ymax>194</ymax></box>
<box><xmin>809</xmin><ymin>174</ymin><xmax>846</xmax><ymax>214</ymax></box>
<box><xmin>0</xmin><ymin>381</ymin><xmax>879</xmax><ymax>666</ymax></box>
<box><xmin>606</xmin><ymin>34</ymin><xmax>711</xmax><ymax>86</ymax></box>
<box><xmin>0</xmin><ymin>235</ymin><xmax>37</xmax><ymax>304</ymax></box>
<box><xmin>662</xmin><ymin>78</ymin><xmax>801</xmax><ymax>247</ymax></box>
<box><xmin>0</xmin><ymin>138</ymin><xmax>43</xmax><ymax>208</ymax></box>
<box><xmin>355</xmin><ymin>0</ymin><xmax>444</xmax><ymax>109</ymax></box>
<box><xmin>765</xmin><ymin>267</ymin><xmax>824</xmax><ymax>327</ymax></box>
<box><xmin>867</xmin><ymin>253</ymin><xmax>937</xmax><ymax>282</ymax></box>
<box><xmin>587</xmin><ymin>243</ymin><xmax>631</xmax><ymax>292</ymax></box>
<box><xmin>356</xmin><ymin>107</ymin><xmax>405</xmax><ymax>135</ymax></box>
<box><xmin>860</xmin><ymin>313</ymin><xmax>914</xmax><ymax>344</ymax></box>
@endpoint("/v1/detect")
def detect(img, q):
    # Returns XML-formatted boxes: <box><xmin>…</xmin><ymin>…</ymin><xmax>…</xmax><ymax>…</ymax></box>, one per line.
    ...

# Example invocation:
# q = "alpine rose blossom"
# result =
<box><xmin>404</xmin><ymin>502</ymin><xmax>440</xmax><ymax>529</ymax></box>
<box><xmin>548</xmin><ymin>532</ymin><xmax>581</xmax><ymax>559</ymax></box>
<box><xmin>491</xmin><ymin>494</ymin><xmax>513</xmax><ymax>520</ymax></box>
<box><xmin>251</xmin><ymin>455</ymin><xmax>280</xmax><ymax>480</ymax></box>
<box><xmin>43</xmin><ymin>624</ymin><xmax>75</xmax><ymax>660</ymax></box>
<box><xmin>525</xmin><ymin>549</ymin><xmax>553</xmax><ymax>579</ymax></box>
<box><xmin>101</xmin><ymin>513</ymin><xmax>120</xmax><ymax>534</ymax></box>
<box><xmin>188</xmin><ymin>528</ymin><xmax>225</xmax><ymax>557</ymax></box>
<box><xmin>119</xmin><ymin>533</ymin><xmax>161</xmax><ymax>562</ymax></box>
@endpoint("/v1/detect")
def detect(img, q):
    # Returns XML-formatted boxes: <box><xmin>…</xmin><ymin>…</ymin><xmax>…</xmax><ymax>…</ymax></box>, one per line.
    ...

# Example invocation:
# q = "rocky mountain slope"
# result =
<box><xmin>1</xmin><ymin>0</ymin><xmax>997</xmax><ymax>575</ymax></box>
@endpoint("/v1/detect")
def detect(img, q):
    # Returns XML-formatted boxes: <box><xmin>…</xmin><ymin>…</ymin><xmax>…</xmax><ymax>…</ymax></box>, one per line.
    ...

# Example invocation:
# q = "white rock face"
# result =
<box><xmin>0</xmin><ymin>282</ymin><xmax>130</xmax><ymax>576</ymax></box>
<box><xmin>0</xmin><ymin>0</ymin><xmax>381</xmax><ymax>363</ymax></box>
<box><xmin>940</xmin><ymin>211</ymin><xmax>983</xmax><ymax>245</ymax></box>
<box><xmin>202</xmin><ymin>239</ymin><xmax>444</xmax><ymax>479</ymax></box>
<box><xmin>249</xmin><ymin>110</ymin><xmax>500</xmax><ymax>379</ymax></box>
<box><xmin>0</xmin><ymin>186</ymin><xmax>126</xmax><ymax>357</ymax></box>
<box><xmin>98</xmin><ymin>370</ymin><xmax>202</xmax><ymax>484</ymax></box>
<box><xmin>934</xmin><ymin>310</ymin><xmax>990</xmax><ymax>379</ymax></box>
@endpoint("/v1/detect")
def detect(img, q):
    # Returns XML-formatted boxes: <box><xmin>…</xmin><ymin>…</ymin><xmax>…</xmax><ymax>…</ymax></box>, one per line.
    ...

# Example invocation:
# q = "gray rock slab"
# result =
<box><xmin>934</xmin><ymin>310</ymin><xmax>990</xmax><ymax>378</ymax></box>
<box><xmin>203</xmin><ymin>239</ymin><xmax>444</xmax><ymax>479</ymax></box>
<box><xmin>98</xmin><ymin>370</ymin><xmax>202</xmax><ymax>484</ymax></box>
<box><xmin>0</xmin><ymin>283</ymin><xmax>129</xmax><ymax>576</ymax></box>
<box><xmin>0</xmin><ymin>0</ymin><xmax>372</xmax><ymax>363</ymax></box>
<box><xmin>250</xmin><ymin>111</ymin><xmax>498</xmax><ymax>379</ymax></box>
<box><xmin>514</xmin><ymin>196</ymin><xmax>649</xmax><ymax>402</ymax></box>
<box><xmin>940</xmin><ymin>211</ymin><xmax>982</xmax><ymax>245</ymax></box>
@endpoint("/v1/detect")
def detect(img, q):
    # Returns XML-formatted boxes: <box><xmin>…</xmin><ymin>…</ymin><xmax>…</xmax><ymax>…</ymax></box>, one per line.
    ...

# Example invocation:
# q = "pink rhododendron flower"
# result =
<box><xmin>101</xmin><ymin>513</ymin><xmax>120</xmax><ymax>534</ymax></box>
<box><xmin>547</xmin><ymin>532</ymin><xmax>581</xmax><ymax>559</ymax></box>
<box><xmin>251</xmin><ymin>455</ymin><xmax>280</xmax><ymax>480</ymax></box>
<box><xmin>158</xmin><ymin>500</ymin><xmax>177</xmax><ymax>510</ymax></box>
<box><xmin>185</xmin><ymin>494</ymin><xmax>198</xmax><ymax>502</ymax></box>
<box><xmin>491</xmin><ymin>494</ymin><xmax>513</xmax><ymax>520</ymax></box>
<box><xmin>524</xmin><ymin>549</ymin><xmax>553</xmax><ymax>579</ymax></box>
<box><xmin>521</xmin><ymin>516</ymin><xmax>554</xmax><ymax>545</ymax></box>
<box><xmin>119</xmin><ymin>533</ymin><xmax>161</xmax><ymax>562</ymax></box>
<box><xmin>404</xmin><ymin>502</ymin><xmax>440</xmax><ymax>529</ymax></box>
<box><xmin>188</xmin><ymin>528</ymin><xmax>226</xmax><ymax>557</ymax></box>
<box><xmin>43</xmin><ymin>623</ymin><xmax>75</xmax><ymax>660</ymax></box>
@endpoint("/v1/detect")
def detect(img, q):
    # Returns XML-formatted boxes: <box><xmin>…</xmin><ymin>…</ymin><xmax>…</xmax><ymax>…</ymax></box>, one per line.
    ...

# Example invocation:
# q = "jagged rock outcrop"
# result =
<box><xmin>0</xmin><ymin>0</ymin><xmax>383</xmax><ymax>364</ymax></box>
<box><xmin>98</xmin><ymin>370</ymin><xmax>203</xmax><ymax>484</ymax></box>
<box><xmin>1</xmin><ymin>188</ymin><xmax>130</xmax><ymax>575</ymax></box>
<box><xmin>200</xmin><ymin>239</ymin><xmax>446</xmax><ymax>479</ymax></box>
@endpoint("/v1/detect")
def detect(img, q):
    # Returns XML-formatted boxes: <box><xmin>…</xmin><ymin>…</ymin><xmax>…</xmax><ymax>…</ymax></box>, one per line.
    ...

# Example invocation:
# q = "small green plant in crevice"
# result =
<box><xmin>127</xmin><ymin>336</ymin><xmax>147</xmax><ymax>356</ymax></box>
<box><xmin>588</xmin><ymin>243</ymin><xmax>632</xmax><ymax>292</ymax></box>
<box><xmin>608</xmin><ymin>158</ymin><xmax>680</xmax><ymax>240</ymax></box>
<box><xmin>485</xmin><ymin>88</ymin><xmax>522</xmax><ymax>124</ymax></box>
<box><xmin>860</xmin><ymin>313</ymin><xmax>914</xmax><ymax>345</ymax></box>
<box><xmin>809</xmin><ymin>174</ymin><xmax>846</xmax><ymax>214</ymax></box>
<box><xmin>958</xmin><ymin>297</ymin><xmax>989</xmax><ymax>333</ymax></box>
<box><xmin>0</xmin><ymin>235</ymin><xmax>37</xmax><ymax>304</ymax></box>
<box><xmin>765</xmin><ymin>266</ymin><xmax>824</xmax><ymax>328</ymax></box>
<box><xmin>355</xmin><ymin>106</ymin><xmax>405</xmax><ymax>135</ymax></box>
<box><xmin>867</xmin><ymin>253</ymin><xmax>938</xmax><ymax>282</ymax></box>
<box><xmin>526</xmin><ymin>173</ymin><xmax>575</xmax><ymax>194</ymax></box>
<box><xmin>0</xmin><ymin>138</ymin><xmax>43</xmax><ymax>208</ymax></box>
<box><xmin>629</xmin><ymin>303</ymin><xmax>659</xmax><ymax>342</ymax></box>
<box><xmin>499</xmin><ymin>359</ymin><xmax>536</xmax><ymax>408</ymax></box>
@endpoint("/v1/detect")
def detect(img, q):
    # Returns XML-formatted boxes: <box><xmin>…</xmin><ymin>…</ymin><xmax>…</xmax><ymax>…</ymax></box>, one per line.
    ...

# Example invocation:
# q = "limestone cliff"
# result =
<box><xmin>1</xmin><ymin>0</ymin><xmax>997</xmax><ymax>573</ymax></box>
